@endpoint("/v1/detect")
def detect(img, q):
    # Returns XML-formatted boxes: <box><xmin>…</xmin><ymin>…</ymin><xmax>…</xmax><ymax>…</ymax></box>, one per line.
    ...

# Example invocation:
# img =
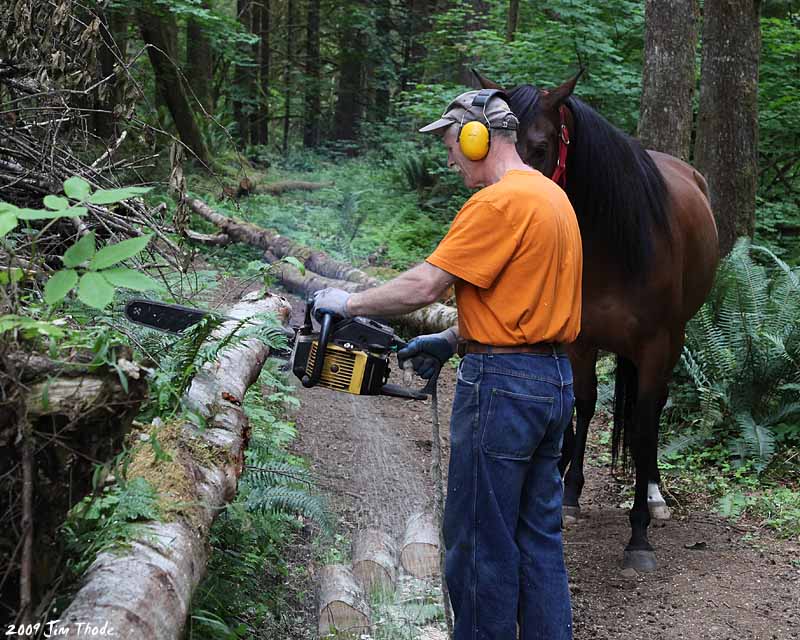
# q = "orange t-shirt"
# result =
<box><xmin>426</xmin><ymin>169</ymin><xmax>582</xmax><ymax>345</ymax></box>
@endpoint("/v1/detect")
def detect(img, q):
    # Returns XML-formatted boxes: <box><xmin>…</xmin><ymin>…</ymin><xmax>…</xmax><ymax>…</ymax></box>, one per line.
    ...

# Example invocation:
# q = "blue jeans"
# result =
<box><xmin>443</xmin><ymin>352</ymin><xmax>574</xmax><ymax>640</ymax></box>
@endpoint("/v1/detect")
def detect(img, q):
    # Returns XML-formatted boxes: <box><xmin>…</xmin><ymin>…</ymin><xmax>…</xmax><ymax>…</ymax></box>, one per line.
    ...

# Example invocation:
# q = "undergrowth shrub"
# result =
<box><xmin>664</xmin><ymin>238</ymin><xmax>800</xmax><ymax>471</ymax></box>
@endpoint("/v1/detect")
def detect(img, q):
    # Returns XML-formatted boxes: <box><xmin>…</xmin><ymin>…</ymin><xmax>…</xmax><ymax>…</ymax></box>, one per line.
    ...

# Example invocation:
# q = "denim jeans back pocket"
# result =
<box><xmin>481</xmin><ymin>388</ymin><xmax>554</xmax><ymax>461</ymax></box>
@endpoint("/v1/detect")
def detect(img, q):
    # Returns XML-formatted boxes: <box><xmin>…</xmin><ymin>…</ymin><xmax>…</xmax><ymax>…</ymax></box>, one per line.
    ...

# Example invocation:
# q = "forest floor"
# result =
<box><xmin>275</xmin><ymin>290</ymin><xmax>800</xmax><ymax>640</ymax></box>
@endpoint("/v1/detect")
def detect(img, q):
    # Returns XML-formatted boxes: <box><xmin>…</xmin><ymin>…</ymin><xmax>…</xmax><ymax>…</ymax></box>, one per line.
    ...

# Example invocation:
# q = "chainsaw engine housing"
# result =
<box><xmin>291</xmin><ymin>315</ymin><xmax>399</xmax><ymax>396</ymax></box>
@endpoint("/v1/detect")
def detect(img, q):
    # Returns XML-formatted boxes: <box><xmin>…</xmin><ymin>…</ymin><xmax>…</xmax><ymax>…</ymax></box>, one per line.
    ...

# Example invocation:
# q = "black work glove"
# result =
<box><xmin>397</xmin><ymin>327</ymin><xmax>458</xmax><ymax>379</ymax></box>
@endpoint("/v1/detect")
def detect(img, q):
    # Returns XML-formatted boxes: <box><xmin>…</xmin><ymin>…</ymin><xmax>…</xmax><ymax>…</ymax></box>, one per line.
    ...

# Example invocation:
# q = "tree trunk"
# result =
<box><xmin>256</xmin><ymin>0</ymin><xmax>271</xmax><ymax>146</ymax></box>
<box><xmin>506</xmin><ymin>0</ymin><xmax>520</xmax><ymax>42</ymax></box>
<box><xmin>303</xmin><ymin>0</ymin><xmax>321</xmax><ymax>147</ymax></box>
<box><xmin>249</xmin><ymin>0</ymin><xmax>262</xmax><ymax>145</ymax></box>
<box><xmin>54</xmin><ymin>292</ymin><xmax>292</xmax><ymax>639</ymax></box>
<box><xmin>283</xmin><ymin>0</ymin><xmax>294</xmax><ymax>153</ymax></box>
<box><xmin>333</xmin><ymin>11</ymin><xmax>363</xmax><ymax>142</ymax></box>
<box><xmin>694</xmin><ymin>0</ymin><xmax>761</xmax><ymax>256</ymax></box>
<box><xmin>137</xmin><ymin>5</ymin><xmax>209</xmax><ymax>164</ymax></box>
<box><xmin>234</xmin><ymin>0</ymin><xmax>251</xmax><ymax>144</ymax></box>
<box><xmin>186</xmin><ymin>3</ymin><xmax>213</xmax><ymax>113</ymax></box>
<box><xmin>637</xmin><ymin>0</ymin><xmax>698</xmax><ymax>161</ymax></box>
<box><xmin>401</xmin><ymin>0</ymin><xmax>431</xmax><ymax>90</ymax></box>
<box><xmin>94</xmin><ymin>7</ymin><xmax>128</xmax><ymax>139</ymax></box>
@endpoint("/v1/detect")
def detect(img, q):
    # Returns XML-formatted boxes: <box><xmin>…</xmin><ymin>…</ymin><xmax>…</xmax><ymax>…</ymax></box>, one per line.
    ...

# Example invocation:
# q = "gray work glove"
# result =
<box><xmin>397</xmin><ymin>327</ymin><xmax>458</xmax><ymax>379</ymax></box>
<box><xmin>311</xmin><ymin>287</ymin><xmax>352</xmax><ymax>321</ymax></box>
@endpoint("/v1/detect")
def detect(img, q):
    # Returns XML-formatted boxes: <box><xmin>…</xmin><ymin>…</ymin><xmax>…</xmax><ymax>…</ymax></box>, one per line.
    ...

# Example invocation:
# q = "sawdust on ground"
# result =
<box><xmin>286</xmin><ymin>296</ymin><xmax>800</xmax><ymax>640</ymax></box>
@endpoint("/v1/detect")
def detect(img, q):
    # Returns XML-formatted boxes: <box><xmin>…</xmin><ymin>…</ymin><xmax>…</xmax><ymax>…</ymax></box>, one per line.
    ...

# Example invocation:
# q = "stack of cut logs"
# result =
<box><xmin>318</xmin><ymin>512</ymin><xmax>441</xmax><ymax>637</ymax></box>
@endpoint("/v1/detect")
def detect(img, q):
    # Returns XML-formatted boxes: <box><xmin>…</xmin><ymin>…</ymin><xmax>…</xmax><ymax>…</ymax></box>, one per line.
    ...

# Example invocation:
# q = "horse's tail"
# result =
<box><xmin>612</xmin><ymin>355</ymin><xmax>638</xmax><ymax>470</ymax></box>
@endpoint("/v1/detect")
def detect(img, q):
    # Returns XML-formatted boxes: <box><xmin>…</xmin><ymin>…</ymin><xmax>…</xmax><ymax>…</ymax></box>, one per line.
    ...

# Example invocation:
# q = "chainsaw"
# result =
<box><xmin>124</xmin><ymin>298</ymin><xmax>438</xmax><ymax>400</ymax></box>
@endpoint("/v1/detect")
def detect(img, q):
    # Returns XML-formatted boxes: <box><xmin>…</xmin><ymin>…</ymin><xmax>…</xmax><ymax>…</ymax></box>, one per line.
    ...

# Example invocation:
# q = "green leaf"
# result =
<box><xmin>78</xmin><ymin>272</ymin><xmax>115</xmax><ymax>309</ymax></box>
<box><xmin>88</xmin><ymin>187</ymin><xmax>151</xmax><ymax>205</ymax></box>
<box><xmin>101</xmin><ymin>268</ymin><xmax>162</xmax><ymax>291</ymax></box>
<box><xmin>282</xmin><ymin>256</ymin><xmax>306</xmax><ymax>275</ymax></box>
<box><xmin>0</xmin><ymin>212</ymin><xmax>17</xmax><ymax>237</ymax></box>
<box><xmin>90</xmin><ymin>235</ymin><xmax>152</xmax><ymax>271</ymax></box>
<box><xmin>62</xmin><ymin>232</ymin><xmax>96</xmax><ymax>268</ymax></box>
<box><xmin>44</xmin><ymin>195</ymin><xmax>69</xmax><ymax>211</ymax></box>
<box><xmin>44</xmin><ymin>269</ymin><xmax>79</xmax><ymax>305</ymax></box>
<box><xmin>0</xmin><ymin>315</ymin><xmax>66</xmax><ymax>337</ymax></box>
<box><xmin>16</xmin><ymin>206</ymin><xmax>87</xmax><ymax>220</ymax></box>
<box><xmin>63</xmin><ymin>176</ymin><xmax>92</xmax><ymax>200</ymax></box>
<box><xmin>0</xmin><ymin>268</ymin><xmax>24</xmax><ymax>285</ymax></box>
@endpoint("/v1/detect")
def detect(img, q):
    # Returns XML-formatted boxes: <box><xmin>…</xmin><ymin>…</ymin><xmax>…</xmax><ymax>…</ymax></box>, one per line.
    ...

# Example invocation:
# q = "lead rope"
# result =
<box><xmin>430</xmin><ymin>384</ymin><xmax>454</xmax><ymax>638</ymax></box>
<box><xmin>403</xmin><ymin>361</ymin><xmax>453</xmax><ymax>637</ymax></box>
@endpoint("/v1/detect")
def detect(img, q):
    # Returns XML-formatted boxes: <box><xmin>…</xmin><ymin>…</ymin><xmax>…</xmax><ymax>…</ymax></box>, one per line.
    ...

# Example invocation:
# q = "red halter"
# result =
<box><xmin>549</xmin><ymin>105</ymin><xmax>570</xmax><ymax>189</ymax></box>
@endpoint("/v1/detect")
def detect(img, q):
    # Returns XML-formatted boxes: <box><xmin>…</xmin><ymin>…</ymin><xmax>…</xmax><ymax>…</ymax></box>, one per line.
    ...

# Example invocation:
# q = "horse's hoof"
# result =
<box><xmin>622</xmin><ymin>549</ymin><xmax>657</xmax><ymax>572</ymax></box>
<box><xmin>649</xmin><ymin>501</ymin><xmax>672</xmax><ymax>521</ymax></box>
<box><xmin>563</xmin><ymin>505</ymin><xmax>580</xmax><ymax>527</ymax></box>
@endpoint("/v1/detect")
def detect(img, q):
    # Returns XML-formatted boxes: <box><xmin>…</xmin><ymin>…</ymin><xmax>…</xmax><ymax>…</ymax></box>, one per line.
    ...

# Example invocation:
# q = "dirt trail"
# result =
<box><xmin>286</xmin><ymin>296</ymin><xmax>800</xmax><ymax>640</ymax></box>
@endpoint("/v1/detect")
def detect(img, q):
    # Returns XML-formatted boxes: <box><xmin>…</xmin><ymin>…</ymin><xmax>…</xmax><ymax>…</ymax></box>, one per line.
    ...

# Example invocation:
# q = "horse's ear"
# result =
<box><xmin>541</xmin><ymin>69</ymin><xmax>584</xmax><ymax>110</ymax></box>
<box><xmin>471</xmin><ymin>69</ymin><xmax>504</xmax><ymax>90</ymax></box>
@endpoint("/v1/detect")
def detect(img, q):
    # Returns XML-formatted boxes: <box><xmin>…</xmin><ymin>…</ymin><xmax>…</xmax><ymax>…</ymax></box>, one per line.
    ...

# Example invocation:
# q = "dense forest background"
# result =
<box><xmin>1</xmin><ymin>0</ymin><xmax>799</xmax><ymax>636</ymax></box>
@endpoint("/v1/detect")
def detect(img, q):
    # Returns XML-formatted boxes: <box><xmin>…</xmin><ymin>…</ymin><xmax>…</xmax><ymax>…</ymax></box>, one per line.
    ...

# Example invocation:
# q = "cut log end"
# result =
<box><xmin>351</xmin><ymin>528</ymin><xmax>398</xmax><ymax>593</ymax></box>
<box><xmin>318</xmin><ymin>564</ymin><xmax>370</xmax><ymax>637</ymax></box>
<box><xmin>400</xmin><ymin>512</ymin><xmax>440</xmax><ymax>579</ymax></box>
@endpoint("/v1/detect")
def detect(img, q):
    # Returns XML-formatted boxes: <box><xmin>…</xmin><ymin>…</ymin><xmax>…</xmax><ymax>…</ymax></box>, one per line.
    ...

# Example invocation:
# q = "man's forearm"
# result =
<box><xmin>347</xmin><ymin>271</ymin><xmax>435</xmax><ymax>316</ymax></box>
<box><xmin>346</xmin><ymin>262</ymin><xmax>454</xmax><ymax>317</ymax></box>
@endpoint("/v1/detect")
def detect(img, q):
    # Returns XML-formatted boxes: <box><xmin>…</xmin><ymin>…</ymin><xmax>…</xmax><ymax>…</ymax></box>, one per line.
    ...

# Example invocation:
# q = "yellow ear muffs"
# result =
<box><xmin>459</xmin><ymin>121</ymin><xmax>491</xmax><ymax>161</ymax></box>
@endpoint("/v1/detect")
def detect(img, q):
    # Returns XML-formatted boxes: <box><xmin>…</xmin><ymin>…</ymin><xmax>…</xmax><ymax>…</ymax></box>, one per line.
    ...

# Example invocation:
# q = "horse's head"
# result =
<box><xmin>473</xmin><ymin>70</ymin><xmax>582</xmax><ymax>178</ymax></box>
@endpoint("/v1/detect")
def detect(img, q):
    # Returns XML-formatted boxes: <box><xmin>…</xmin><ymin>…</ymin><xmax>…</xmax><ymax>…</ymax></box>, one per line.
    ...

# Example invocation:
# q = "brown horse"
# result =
<box><xmin>475</xmin><ymin>71</ymin><xmax>719</xmax><ymax>572</ymax></box>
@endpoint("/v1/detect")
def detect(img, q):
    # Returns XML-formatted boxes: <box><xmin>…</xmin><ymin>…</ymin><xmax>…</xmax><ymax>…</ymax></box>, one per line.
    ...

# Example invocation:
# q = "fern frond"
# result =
<box><xmin>733</xmin><ymin>411</ymin><xmax>776</xmax><ymax>470</ymax></box>
<box><xmin>245</xmin><ymin>486</ymin><xmax>330</xmax><ymax>530</ymax></box>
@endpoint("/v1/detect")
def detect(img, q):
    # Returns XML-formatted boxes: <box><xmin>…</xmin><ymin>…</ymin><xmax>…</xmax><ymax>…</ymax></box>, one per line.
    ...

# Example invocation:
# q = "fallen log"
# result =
<box><xmin>257</xmin><ymin>179</ymin><xmax>333</xmax><ymax>195</ymax></box>
<box><xmin>400</xmin><ymin>512</ymin><xmax>440</xmax><ymax>579</ymax></box>
<box><xmin>188</xmin><ymin>196</ymin><xmax>458</xmax><ymax>333</ymax></box>
<box><xmin>351</xmin><ymin>529</ymin><xmax>398</xmax><ymax>593</ymax></box>
<box><xmin>183</xmin><ymin>229</ymin><xmax>230</xmax><ymax>246</ymax></box>
<box><xmin>54</xmin><ymin>290</ymin><xmax>292</xmax><ymax>639</ymax></box>
<box><xmin>263</xmin><ymin>250</ymin><xmax>458</xmax><ymax>335</ymax></box>
<box><xmin>187</xmin><ymin>196</ymin><xmax>374</xmax><ymax>284</ymax></box>
<box><xmin>317</xmin><ymin>564</ymin><xmax>371</xmax><ymax>637</ymax></box>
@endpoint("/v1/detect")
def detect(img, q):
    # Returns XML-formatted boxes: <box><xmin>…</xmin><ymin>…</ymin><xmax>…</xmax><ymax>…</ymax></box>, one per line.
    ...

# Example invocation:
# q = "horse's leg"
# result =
<box><xmin>647</xmin><ymin>386</ymin><xmax>671</xmax><ymax>520</ymax></box>
<box><xmin>561</xmin><ymin>348</ymin><xmax>598</xmax><ymax>525</ymax></box>
<box><xmin>647</xmin><ymin>330</ymin><xmax>686</xmax><ymax>521</ymax></box>
<box><xmin>623</xmin><ymin>338</ymin><xmax>671</xmax><ymax>573</ymax></box>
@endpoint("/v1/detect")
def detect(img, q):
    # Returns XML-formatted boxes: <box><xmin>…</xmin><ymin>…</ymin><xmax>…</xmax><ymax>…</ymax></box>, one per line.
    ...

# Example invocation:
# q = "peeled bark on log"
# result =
<box><xmin>400</xmin><ymin>512</ymin><xmax>440</xmax><ymax>578</ymax></box>
<box><xmin>188</xmin><ymin>196</ymin><xmax>459</xmax><ymax>333</ymax></box>
<box><xmin>317</xmin><ymin>564</ymin><xmax>371</xmax><ymax>637</ymax></box>
<box><xmin>55</xmin><ymin>290</ymin><xmax>292</xmax><ymax>639</ymax></box>
<box><xmin>184</xmin><ymin>229</ymin><xmax>231</xmax><ymax>245</ymax></box>
<box><xmin>351</xmin><ymin>529</ymin><xmax>398</xmax><ymax>593</ymax></box>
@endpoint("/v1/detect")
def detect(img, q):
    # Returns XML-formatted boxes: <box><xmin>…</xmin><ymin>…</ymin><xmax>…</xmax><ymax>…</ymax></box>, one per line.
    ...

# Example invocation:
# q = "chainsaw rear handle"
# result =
<box><xmin>396</xmin><ymin>351</ymin><xmax>441</xmax><ymax>397</ymax></box>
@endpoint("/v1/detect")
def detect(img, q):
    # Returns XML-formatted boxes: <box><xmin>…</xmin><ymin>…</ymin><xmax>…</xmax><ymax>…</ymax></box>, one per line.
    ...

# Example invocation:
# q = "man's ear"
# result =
<box><xmin>471</xmin><ymin>69</ymin><xmax>504</xmax><ymax>90</ymax></box>
<box><xmin>540</xmin><ymin>69</ymin><xmax>583</xmax><ymax>110</ymax></box>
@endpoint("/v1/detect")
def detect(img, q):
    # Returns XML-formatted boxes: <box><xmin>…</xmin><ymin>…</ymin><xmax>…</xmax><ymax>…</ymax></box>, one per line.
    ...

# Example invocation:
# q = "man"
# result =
<box><xmin>312</xmin><ymin>90</ymin><xmax>582</xmax><ymax>640</ymax></box>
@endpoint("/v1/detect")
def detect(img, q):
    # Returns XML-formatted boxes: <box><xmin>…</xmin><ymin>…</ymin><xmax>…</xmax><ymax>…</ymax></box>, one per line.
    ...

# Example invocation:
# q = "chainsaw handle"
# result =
<box><xmin>302</xmin><ymin>311</ymin><xmax>333</xmax><ymax>388</ymax></box>
<box><xmin>398</xmin><ymin>353</ymin><xmax>441</xmax><ymax>398</ymax></box>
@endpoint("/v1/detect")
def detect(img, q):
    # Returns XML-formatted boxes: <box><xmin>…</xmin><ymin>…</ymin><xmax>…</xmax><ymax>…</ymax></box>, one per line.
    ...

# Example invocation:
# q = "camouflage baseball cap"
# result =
<box><xmin>419</xmin><ymin>89</ymin><xmax>519</xmax><ymax>134</ymax></box>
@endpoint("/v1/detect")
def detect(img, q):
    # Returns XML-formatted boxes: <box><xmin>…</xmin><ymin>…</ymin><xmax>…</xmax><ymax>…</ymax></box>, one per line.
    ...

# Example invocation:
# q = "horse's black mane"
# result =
<box><xmin>509</xmin><ymin>85</ymin><xmax>670</xmax><ymax>275</ymax></box>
